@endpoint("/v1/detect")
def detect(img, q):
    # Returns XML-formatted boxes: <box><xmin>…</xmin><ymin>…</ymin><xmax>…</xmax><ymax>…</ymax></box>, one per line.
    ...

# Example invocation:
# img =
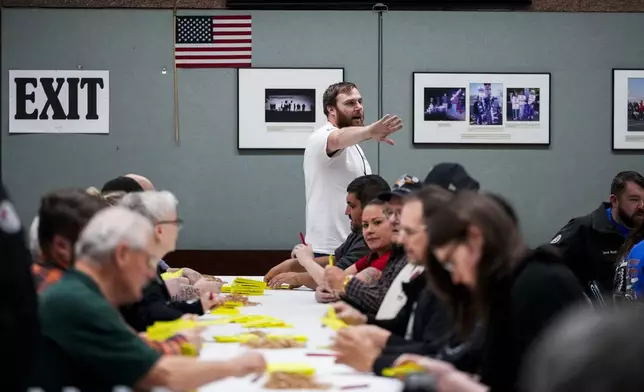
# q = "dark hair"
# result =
<box><xmin>523</xmin><ymin>303</ymin><xmax>644</xmax><ymax>392</ymax></box>
<box><xmin>485</xmin><ymin>192</ymin><xmax>519</xmax><ymax>226</ymax></box>
<box><xmin>425</xmin><ymin>191</ymin><xmax>525</xmax><ymax>336</ymax></box>
<box><xmin>347</xmin><ymin>174</ymin><xmax>390</xmax><ymax>207</ymax></box>
<box><xmin>323</xmin><ymin>82</ymin><xmax>358</xmax><ymax>116</ymax></box>
<box><xmin>406</xmin><ymin>184</ymin><xmax>453</xmax><ymax>218</ymax></box>
<box><xmin>38</xmin><ymin>189</ymin><xmax>109</xmax><ymax>259</ymax></box>
<box><xmin>617</xmin><ymin>223</ymin><xmax>644</xmax><ymax>264</ymax></box>
<box><xmin>101</xmin><ymin>176</ymin><xmax>143</xmax><ymax>193</ymax></box>
<box><xmin>611</xmin><ymin>171</ymin><xmax>644</xmax><ymax>197</ymax></box>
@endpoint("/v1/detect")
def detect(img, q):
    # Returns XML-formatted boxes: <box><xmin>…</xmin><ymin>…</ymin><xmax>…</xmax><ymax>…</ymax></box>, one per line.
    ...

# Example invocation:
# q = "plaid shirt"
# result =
<box><xmin>31</xmin><ymin>260</ymin><xmax>189</xmax><ymax>355</ymax></box>
<box><xmin>342</xmin><ymin>247</ymin><xmax>408</xmax><ymax>316</ymax></box>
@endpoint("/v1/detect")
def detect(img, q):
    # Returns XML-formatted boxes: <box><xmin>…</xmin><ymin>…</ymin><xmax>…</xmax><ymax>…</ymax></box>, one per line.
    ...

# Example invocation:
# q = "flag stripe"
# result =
<box><xmin>176</xmin><ymin>54</ymin><xmax>252</xmax><ymax>60</ymax></box>
<box><xmin>213</xmin><ymin>30</ymin><xmax>251</xmax><ymax>36</ymax></box>
<box><xmin>212</xmin><ymin>15</ymin><xmax>251</xmax><ymax>20</ymax></box>
<box><xmin>176</xmin><ymin>47</ymin><xmax>251</xmax><ymax>52</ymax></box>
<box><xmin>212</xmin><ymin>23</ymin><xmax>251</xmax><ymax>28</ymax></box>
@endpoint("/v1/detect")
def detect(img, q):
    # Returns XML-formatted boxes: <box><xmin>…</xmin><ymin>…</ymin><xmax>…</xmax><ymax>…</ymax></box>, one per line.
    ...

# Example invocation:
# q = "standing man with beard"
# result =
<box><xmin>550</xmin><ymin>171</ymin><xmax>644</xmax><ymax>297</ymax></box>
<box><xmin>303</xmin><ymin>82</ymin><xmax>403</xmax><ymax>257</ymax></box>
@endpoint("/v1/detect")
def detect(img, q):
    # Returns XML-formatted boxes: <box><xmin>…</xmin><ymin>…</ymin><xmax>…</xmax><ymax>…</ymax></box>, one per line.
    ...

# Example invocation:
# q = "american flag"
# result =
<box><xmin>175</xmin><ymin>15</ymin><xmax>252</xmax><ymax>68</ymax></box>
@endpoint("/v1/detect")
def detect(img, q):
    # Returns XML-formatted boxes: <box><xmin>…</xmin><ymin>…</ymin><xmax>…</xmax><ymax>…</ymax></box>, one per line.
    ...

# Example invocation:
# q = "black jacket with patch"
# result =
<box><xmin>549</xmin><ymin>202</ymin><xmax>627</xmax><ymax>296</ymax></box>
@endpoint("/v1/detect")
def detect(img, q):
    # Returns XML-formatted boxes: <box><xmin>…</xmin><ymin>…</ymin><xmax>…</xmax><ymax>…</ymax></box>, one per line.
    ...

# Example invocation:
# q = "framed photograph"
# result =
<box><xmin>413</xmin><ymin>72</ymin><xmax>551</xmax><ymax>145</ymax></box>
<box><xmin>612</xmin><ymin>69</ymin><xmax>644</xmax><ymax>150</ymax></box>
<box><xmin>237</xmin><ymin>67</ymin><xmax>344</xmax><ymax>149</ymax></box>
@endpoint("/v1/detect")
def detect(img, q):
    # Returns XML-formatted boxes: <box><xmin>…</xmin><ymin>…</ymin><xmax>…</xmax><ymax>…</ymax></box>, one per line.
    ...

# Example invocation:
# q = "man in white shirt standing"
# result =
<box><xmin>303</xmin><ymin>82</ymin><xmax>403</xmax><ymax>256</ymax></box>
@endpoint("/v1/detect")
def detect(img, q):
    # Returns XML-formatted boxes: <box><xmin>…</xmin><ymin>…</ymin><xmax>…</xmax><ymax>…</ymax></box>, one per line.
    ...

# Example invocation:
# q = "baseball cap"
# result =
<box><xmin>378</xmin><ymin>174</ymin><xmax>423</xmax><ymax>202</ymax></box>
<box><xmin>101</xmin><ymin>176</ymin><xmax>144</xmax><ymax>193</ymax></box>
<box><xmin>424</xmin><ymin>163</ymin><xmax>480</xmax><ymax>192</ymax></box>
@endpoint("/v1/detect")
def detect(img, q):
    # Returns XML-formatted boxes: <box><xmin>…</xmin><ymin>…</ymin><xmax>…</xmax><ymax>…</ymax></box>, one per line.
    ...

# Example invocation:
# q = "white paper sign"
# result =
<box><xmin>9</xmin><ymin>70</ymin><xmax>109</xmax><ymax>134</ymax></box>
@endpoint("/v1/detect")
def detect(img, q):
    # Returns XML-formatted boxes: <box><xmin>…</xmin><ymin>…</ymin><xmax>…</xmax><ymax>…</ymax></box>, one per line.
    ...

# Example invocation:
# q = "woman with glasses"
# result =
<box><xmin>395</xmin><ymin>191</ymin><xmax>586</xmax><ymax>392</ymax></box>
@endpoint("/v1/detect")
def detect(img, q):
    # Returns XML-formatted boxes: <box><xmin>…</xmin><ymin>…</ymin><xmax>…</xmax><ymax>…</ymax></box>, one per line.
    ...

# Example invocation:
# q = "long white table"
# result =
<box><xmin>197</xmin><ymin>276</ymin><xmax>403</xmax><ymax>391</ymax></box>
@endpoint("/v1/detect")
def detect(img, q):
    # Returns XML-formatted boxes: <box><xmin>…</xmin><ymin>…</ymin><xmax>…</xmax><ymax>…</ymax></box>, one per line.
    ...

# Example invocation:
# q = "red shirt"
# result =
<box><xmin>354</xmin><ymin>250</ymin><xmax>392</xmax><ymax>272</ymax></box>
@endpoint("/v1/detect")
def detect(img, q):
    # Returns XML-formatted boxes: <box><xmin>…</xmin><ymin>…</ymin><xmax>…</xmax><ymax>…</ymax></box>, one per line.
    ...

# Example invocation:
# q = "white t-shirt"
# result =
<box><xmin>303</xmin><ymin>122</ymin><xmax>372</xmax><ymax>254</ymax></box>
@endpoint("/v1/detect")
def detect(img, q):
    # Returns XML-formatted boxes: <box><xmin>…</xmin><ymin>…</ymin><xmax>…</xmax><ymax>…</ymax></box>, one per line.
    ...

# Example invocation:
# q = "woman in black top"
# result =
<box><xmin>396</xmin><ymin>191</ymin><xmax>587</xmax><ymax>392</ymax></box>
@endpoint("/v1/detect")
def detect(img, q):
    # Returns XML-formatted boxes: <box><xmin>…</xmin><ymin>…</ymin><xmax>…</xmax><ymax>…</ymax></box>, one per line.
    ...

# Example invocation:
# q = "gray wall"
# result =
<box><xmin>2</xmin><ymin>9</ymin><xmax>643</xmax><ymax>249</ymax></box>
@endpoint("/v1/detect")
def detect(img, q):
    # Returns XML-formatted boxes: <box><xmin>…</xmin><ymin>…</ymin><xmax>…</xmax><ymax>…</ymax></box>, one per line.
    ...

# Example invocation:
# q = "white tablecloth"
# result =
<box><xmin>197</xmin><ymin>276</ymin><xmax>403</xmax><ymax>392</ymax></box>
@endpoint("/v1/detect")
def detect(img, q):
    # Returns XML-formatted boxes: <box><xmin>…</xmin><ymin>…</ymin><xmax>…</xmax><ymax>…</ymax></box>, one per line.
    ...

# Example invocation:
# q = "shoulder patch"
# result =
<box><xmin>550</xmin><ymin>234</ymin><xmax>562</xmax><ymax>244</ymax></box>
<box><xmin>0</xmin><ymin>200</ymin><xmax>21</xmax><ymax>234</ymax></box>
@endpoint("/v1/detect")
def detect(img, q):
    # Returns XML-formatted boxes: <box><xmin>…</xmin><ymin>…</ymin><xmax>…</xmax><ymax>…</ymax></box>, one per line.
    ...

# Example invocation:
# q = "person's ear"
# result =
<box><xmin>609</xmin><ymin>193</ymin><xmax>619</xmax><ymax>208</ymax></box>
<box><xmin>113</xmin><ymin>243</ymin><xmax>130</xmax><ymax>269</ymax></box>
<box><xmin>51</xmin><ymin>235</ymin><xmax>73</xmax><ymax>265</ymax></box>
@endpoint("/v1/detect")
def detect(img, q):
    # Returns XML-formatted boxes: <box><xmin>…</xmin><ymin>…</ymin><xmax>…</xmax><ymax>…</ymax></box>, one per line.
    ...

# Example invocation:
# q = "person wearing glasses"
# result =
<box><xmin>394</xmin><ymin>191</ymin><xmax>586</xmax><ymax>392</ymax></box>
<box><xmin>118</xmin><ymin>190</ymin><xmax>224</xmax><ymax>332</ymax></box>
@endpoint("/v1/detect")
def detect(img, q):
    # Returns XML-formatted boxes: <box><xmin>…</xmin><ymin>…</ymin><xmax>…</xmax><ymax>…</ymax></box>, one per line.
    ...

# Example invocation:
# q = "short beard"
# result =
<box><xmin>617</xmin><ymin>206</ymin><xmax>643</xmax><ymax>228</ymax></box>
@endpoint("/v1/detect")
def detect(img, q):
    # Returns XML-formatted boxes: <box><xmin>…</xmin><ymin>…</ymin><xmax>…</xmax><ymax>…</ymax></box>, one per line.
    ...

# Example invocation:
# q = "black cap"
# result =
<box><xmin>378</xmin><ymin>174</ymin><xmax>423</xmax><ymax>202</ymax></box>
<box><xmin>101</xmin><ymin>176</ymin><xmax>144</xmax><ymax>193</ymax></box>
<box><xmin>424</xmin><ymin>163</ymin><xmax>480</xmax><ymax>191</ymax></box>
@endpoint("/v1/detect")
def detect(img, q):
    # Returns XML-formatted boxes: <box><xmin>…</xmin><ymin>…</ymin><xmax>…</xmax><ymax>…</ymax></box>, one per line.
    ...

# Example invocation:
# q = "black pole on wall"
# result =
<box><xmin>373</xmin><ymin>3</ymin><xmax>388</xmax><ymax>175</ymax></box>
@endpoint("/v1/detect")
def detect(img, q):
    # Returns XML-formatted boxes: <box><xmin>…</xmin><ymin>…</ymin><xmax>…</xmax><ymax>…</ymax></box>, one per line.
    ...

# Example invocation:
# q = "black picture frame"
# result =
<box><xmin>612</xmin><ymin>68</ymin><xmax>644</xmax><ymax>151</ymax></box>
<box><xmin>237</xmin><ymin>67</ymin><xmax>345</xmax><ymax>151</ymax></box>
<box><xmin>412</xmin><ymin>71</ymin><xmax>552</xmax><ymax>147</ymax></box>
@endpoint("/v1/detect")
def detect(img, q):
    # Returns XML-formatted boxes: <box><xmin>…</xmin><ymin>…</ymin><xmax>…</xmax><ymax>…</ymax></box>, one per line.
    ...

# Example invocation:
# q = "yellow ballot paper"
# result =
<box><xmin>381</xmin><ymin>362</ymin><xmax>425</xmax><ymax>378</ymax></box>
<box><xmin>267</xmin><ymin>363</ymin><xmax>316</xmax><ymax>376</ymax></box>
<box><xmin>223</xmin><ymin>301</ymin><xmax>244</xmax><ymax>308</ymax></box>
<box><xmin>210</xmin><ymin>307</ymin><xmax>240</xmax><ymax>316</ymax></box>
<box><xmin>160</xmin><ymin>269</ymin><xmax>183</xmax><ymax>281</ymax></box>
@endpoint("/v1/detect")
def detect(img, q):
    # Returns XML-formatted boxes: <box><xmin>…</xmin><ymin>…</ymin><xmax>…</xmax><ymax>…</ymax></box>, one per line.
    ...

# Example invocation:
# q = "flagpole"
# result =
<box><xmin>172</xmin><ymin>0</ymin><xmax>180</xmax><ymax>145</ymax></box>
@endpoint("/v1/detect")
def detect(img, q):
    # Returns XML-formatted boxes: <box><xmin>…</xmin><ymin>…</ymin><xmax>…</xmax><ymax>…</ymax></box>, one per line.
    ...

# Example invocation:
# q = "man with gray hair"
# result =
<box><xmin>33</xmin><ymin>207</ymin><xmax>266</xmax><ymax>391</ymax></box>
<box><xmin>118</xmin><ymin>190</ymin><xmax>222</xmax><ymax>331</ymax></box>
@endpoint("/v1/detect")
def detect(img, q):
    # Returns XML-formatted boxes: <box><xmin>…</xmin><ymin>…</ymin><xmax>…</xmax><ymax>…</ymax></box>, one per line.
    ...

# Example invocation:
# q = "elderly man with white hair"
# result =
<box><xmin>33</xmin><ymin>207</ymin><xmax>266</xmax><ymax>391</ymax></box>
<box><xmin>118</xmin><ymin>190</ymin><xmax>222</xmax><ymax>332</ymax></box>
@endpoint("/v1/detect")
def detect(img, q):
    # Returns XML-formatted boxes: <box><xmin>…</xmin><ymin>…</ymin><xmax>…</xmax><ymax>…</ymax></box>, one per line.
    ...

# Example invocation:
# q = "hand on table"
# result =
<box><xmin>351</xmin><ymin>325</ymin><xmax>391</xmax><ymax>349</ymax></box>
<box><xmin>331</xmin><ymin>326</ymin><xmax>381</xmax><ymax>372</ymax></box>
<box><xmin>176</xmin><ymin>325</ymin><xmax>205</xmax><ymax>352</ymax></box>
<box><xmin>200</xmin><ymin>292</ymin><xmax>226</xmax><ymax>312</ymax></box>
<box><xmin>194</xmin><ymin>277</ymin><xmax>222</xmax><ymax>294</ymax></box>
<box><xmin>182</xmin><ymin>268</ymin><xmax>203</xmax><ymax>285</ymax></box>
<box><xmin>324</xmin><ymin>266</ymin><xmax>348</xmax><ymax>293</ymax></box>
<box><xmin>231</xmin><ymin>352</ymin><xmax>267</xmax><ymax>377</ymax></box>
<box><xmin>268</xmin><ymin>272</ymin><xmax>303</xmax><ymax>289</ymax></box>
<box><xmin>264</xmin><ymin>258</ymin><xmax>295</xmax><ymax>283</ymax></box>
<box><xmin>331</xmin><ymin>302</ymin><xmax>367</xmax><ymax>325</ymax></box>
<box><xmin>394</xmin><ymin>354</ymin><xmax>456</xmax><ymax>378</ymax></box>
<box><xmin>315</xmin><ymin>285</ymin><xmax>339</xmax><ymax>303</ymax></box>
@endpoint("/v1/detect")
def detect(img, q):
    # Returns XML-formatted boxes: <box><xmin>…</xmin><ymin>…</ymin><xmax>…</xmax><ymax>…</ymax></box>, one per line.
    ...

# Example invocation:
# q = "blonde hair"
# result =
<box><xmin>85</xmin><ymin>187</ymin><xmax>101</xmax><ymax>197</ymax></box>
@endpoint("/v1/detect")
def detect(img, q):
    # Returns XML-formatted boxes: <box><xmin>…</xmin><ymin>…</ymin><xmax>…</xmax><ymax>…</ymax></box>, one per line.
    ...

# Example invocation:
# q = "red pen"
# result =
<box><xmin>209</xmin><ymin>292</ymin><xmax>214</xmax><ymax>300</ymax></box>
<box><xmin>299</xmin><ymin>232</ymin><xmax>307</xmax><ymax>245</ymax></box>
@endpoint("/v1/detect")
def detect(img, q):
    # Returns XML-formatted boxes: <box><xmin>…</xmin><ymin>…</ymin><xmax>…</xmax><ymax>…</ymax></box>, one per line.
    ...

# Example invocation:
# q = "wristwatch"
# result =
<box><xmin>343</xmin><ymin>274</ymin><xmax>354</xmax><ymax>291</ymax></box>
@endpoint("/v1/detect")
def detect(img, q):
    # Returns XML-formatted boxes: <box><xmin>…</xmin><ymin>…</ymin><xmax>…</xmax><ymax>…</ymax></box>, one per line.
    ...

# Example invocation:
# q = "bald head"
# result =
<box><xmin>124</xmin><ymin>174</ymin><xmax>154</xmax><ymax>191</ymax></box>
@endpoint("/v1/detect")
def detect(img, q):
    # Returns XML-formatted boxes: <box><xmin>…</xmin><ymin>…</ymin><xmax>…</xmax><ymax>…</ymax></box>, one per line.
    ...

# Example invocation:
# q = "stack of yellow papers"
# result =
<box><xmin>320</xmin><ymin>306</ymin><xmax>347</xmax><ymax>331</ymax></box>
<box><xmin>213</xmin><ymin>333</ymin><xmax>307</xmax><ymax>343</ymax></box>
<box><xmin>146</xmin><ymin>319</ymin><xmax>234</xmax><ymax>341</ymax></box>
<box><xmin>267</xmin><ymin>363</ymin><xmax>316</xmax><ymax>376</ymax></box>
<box><xmin>242</xmin><ymin>316</ymin><xmax>292</xmax><ymax>328</ymax></box>
<box><xmin>221</xmin><ymin>278</ymin><xmax>267</xmax><ymax>296</ymax></box>
<box><xmin>381</xmin><ymin>363</ymin><xmax>425</xmax><ymax>378</ymax></box>
<box><xmin>210</xmin><ymin>307</ymin><xmax>241</xmax><ymax>316</ymax></box>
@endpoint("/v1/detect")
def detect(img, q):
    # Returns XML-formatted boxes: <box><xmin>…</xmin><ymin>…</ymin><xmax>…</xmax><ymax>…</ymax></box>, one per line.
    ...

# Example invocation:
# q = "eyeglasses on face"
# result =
<box><xmin>156</xmin><ymin>218</ymin><xmax>184</xmax><ymax>229</ymax></box>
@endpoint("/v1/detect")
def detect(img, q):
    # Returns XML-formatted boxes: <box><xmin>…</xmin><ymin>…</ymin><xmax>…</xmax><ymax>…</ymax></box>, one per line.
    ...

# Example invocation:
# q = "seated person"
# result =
<box><xmin>32</xmin><ymin>207</ymin><xmax>266</xmax><ymax>392</ymax></box>
<box><xmin>294</xmin><ymin>199</ymin><xmax>394</xmax><ymax>299</ymax></box>
<box><xmin>265</xmin><ymin>174</ymin><xmax>389</xmax><ymax>289</ymax></box>
<box><xmin>30</xmin><ymin>189</ymin><xmax>200</xmax><ymax>355</ymax></box>
<box><xmin>118</xmin><ymin>190</ymin><xmax>222</xmax><ymax>331</ymax></box>
<box><xmin>320</xmin><ymin>175</ymin><xmax>420</xmax><ymax>313</ymax></box>
<box><xmin>614</xmin><ymin>221</ymin><xmax>644</xmax><ymax>302</ymax></box>
<box><xmin>98</xmin><ymin>177</ymin><xmax>215</xmax><ymax>294</ymax></box>
<box><xmin>328</xmin><ymin>186</ymin><xmax>455</xmax><ymax>374</ymax></box>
